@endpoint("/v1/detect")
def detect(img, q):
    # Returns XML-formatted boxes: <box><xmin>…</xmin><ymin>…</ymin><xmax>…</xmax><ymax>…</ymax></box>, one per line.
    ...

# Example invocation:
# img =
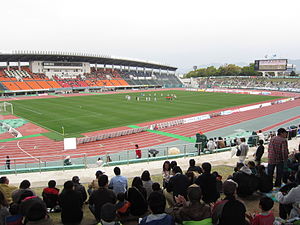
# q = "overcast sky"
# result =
<box><xmin>0</xmin><ymin>0</ymin><xmax>299</xmax><ymax>71</ymax></box>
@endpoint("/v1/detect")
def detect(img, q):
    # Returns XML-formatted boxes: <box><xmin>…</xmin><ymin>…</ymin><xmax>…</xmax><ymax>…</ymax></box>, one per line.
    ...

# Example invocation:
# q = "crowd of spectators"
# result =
<box><xmin>0</xmin><ymin>127</ymin><xmax>299</xmax><ymax>225</ymax></box>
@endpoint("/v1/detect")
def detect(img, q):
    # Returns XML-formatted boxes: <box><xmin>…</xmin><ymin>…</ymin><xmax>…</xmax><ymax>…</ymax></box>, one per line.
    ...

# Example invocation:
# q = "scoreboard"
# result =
<box><xmin>254</xmin><ymin>59</ymin><xmax>287</xmax><ymax>71</ymax></box>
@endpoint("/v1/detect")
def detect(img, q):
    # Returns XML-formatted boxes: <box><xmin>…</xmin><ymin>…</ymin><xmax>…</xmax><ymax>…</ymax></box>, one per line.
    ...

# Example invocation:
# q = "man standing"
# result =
<box><xmin>5</xmin><ymin>156</ymin><xmax>10</xmax><ymax>170</ymax></box>
<box><xmin>267</xmin><ymin>128</ymin><xmax>289</xmax><ymax>187</ymax></box>
<box><xmin>195</xmin><ymin>131</ymin><xmax>207</xmax><ymax>155</ymax></box>
<box><xmin>108</xmin><ymin>167</ymin><xmax>128</xmax><ymax>195</ymax></box>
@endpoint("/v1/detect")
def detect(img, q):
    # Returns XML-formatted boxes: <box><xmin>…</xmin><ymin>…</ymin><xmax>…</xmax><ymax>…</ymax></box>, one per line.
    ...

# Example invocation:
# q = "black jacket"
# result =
<box><xmin>167</xmin><ymin>173</ymin><xmax>190</xmax><ymax>199</ymax></box>
<box><xmin>195</xmin><ymin>172</ymin><xmax>220</xmax><ymax>203</ymax></box>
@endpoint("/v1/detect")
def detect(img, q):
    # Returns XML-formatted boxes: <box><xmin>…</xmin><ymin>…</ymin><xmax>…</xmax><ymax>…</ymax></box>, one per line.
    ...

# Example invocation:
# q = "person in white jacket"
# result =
<box><xmin>276</xmin><ymin>185</ymin><xmax>300</xmax><ymax>218</ymax></box>
<box><xmin>207</xmin><ymin>138</ymin><xmax>217</xmax><ymax>152</ymax></box>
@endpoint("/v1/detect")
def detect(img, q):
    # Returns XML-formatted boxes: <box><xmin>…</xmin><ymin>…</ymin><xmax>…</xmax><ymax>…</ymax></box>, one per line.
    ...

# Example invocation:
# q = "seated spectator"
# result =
<box><xmin>195</xmin><ymin>162</ymin><xmax>220</xmax><ymax>204</ymax></box>
<box><xmin>247</xmin><ymin>161</ymin><xmax>257</xmax><ymax>175</ymax></box>
<box><xmin>72</xmin><ymin>176</ymin><xmax>87</xmax><ymax>203</ymax></box>
<box><xmin>141</xmin><ymin>170</ymin><xmax>153</xmax><ymax>198</ymax></box>
<box><xmin>217</xmin><ymin>137</ymin><xmax>225</xmax><ymax>149</ymax></box>
<box><xmin>42</xmin><ymin>180</ymin><xmax>60</xmax><ymax>212</ymax></box>
<box><xmin>0</xmin><ymin>176</ymin><xmax>17</xmax><ymax>204</ymax></box>
<box><xmin>254</xmin><ymin>140</ymin><xmax>264</xmax><ymax>165</ymax></box>
<box><xmin>152</xmin><ymin>182</ymin><xmax>163</xmax><ymax>194</ymax></box>
<box><xmin>212</xmin><ymin>172</ymin><xmax>223</xmax><ymax>194</ymax></box>
<box><xmin>126</xmin><ymin>177</ymin><xmax>148</xmax><ymax>217</ymax></box>
<box><xmin>247</xmin><ymin>197</ymin><xmax>275</xmax><ymax>225</ymax></box>
<box><xmin>0</xmin><ymin>191</ymin><xmax>9</xmax><ymax>225</ymax></box>
<box><xmin>256</xmin><ymin>165</ymin><xmax>273</xmax><ymax>193</ymax></box>
<box><xmin>109</xmin><ymin>167</ymin><xmax>128</xmax><ymax>195</ymax></box>
<box><xmin>212</xmin><ymin>180</ymin><xmax>247</xmax><ymax>225</ymax></box>
<box><xmin>187</xmin><ymin>159</ymin><xmax>202</xmax><ymax>174</ymax></box>
<box><xmin>116</xmin><ymin>192</ymin><xmax>131</xmax><ymax>217</ymax></box>
<box><xmin>88</xmin><ymin>170</ymin><xmax>105</xmax><ymax>195</ymax></box>
<box><xmin>170</xmin><ymin>161</ymin><xmax>178</xmax><ymax>170</ymax></box>
<box><xmin>59</xmin><ymin>180</ymin><xmax>83</xmax><ymax>225</ymax></box>
<box><xmin>89</xmin><ymin>174</ymin><xmax>117</xmax><ymax>222</ymax></box>
<box><xmin>12</xmin><ymin>180</ymin><xmax>35</xmax><ymax>204</ymax></box>
<box><xmin>207</xmin><ymin>138</ymin><xmax>217</xmax><ymax>152</ymax></box>
<box><xmin>100</xmin><ymin>203</ymin><xmax>122</xmax><ymax>225</ymax></box>
<box><xmin>232</xmin><ymin>165</ymin><xmax>259</xmax><ymax>197</ymax></box>
<box><xmin>23</xmin><ymin>200</ymin><xmax>53</xmax><ymax>225</ymax></box>
<box><xmin>139</xmin><ymin>192</ymin><xmax>174</xmax><ymax>225</ymax></box>
<box><xmin>162</xmin><ymin>161</ymin><xmax>171</xmax><ymax>188</ymax></box>
<box><xmin>63</xmin><ymin>156</ymin><xmax>72</xmax><ymax>166</ymax></box>
<box><xmin>167</xmin><ymin>166</ymin><xmax>190</xmax><ymax>200</ymax></box>
<box><xmin>173</xmin><ymin>184</ymin><xmax>211</xmax><ymax>224</ymax></box>
<box><xmin>6</xmin><ymin>203</ymin><xmax>23</xmax><ymax>225</ymax></box>
<box><xmin>186</xmin><ymin>171</ymin><xmax>197</xmax><ymax>186</ymax></box>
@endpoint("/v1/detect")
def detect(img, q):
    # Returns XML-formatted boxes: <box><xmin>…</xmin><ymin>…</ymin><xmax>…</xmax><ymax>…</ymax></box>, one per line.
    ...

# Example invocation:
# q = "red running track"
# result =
<box><xmin>0</xmin><ymin>98</ymin><xmax>299</xmax><ymax>164</ymax></box>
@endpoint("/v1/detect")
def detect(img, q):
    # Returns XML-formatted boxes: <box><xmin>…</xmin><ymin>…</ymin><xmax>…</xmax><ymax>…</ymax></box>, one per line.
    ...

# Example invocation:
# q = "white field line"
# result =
<box><xmin>17</xmin><ymin>105</ymin><xmax>42</xmax><ymax>115</ymax></box>
<box><xmin>17</xmin><ymin>141</ymin><xmax>42</xmax><ymax>162</ymax></box>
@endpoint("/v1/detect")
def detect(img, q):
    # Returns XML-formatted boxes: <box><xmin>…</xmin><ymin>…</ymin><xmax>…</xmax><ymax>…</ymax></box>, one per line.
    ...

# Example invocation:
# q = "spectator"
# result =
<box><xmin>254</xmin><ymin>140</ymin><xmax>264</xmax><ymax>165</ymax></box>
<box><xmin>63</xmin><ymin>156</ymin><xmax>72</xmax><ymax>166</ymax></box>
<box><xmin>207</xmin><ymin>138</ymin><xmax>217</xmax><ymax>152</ymax></box>
<box><xmin>24</xmin><ymin>200</ymin><xmax>53</xmax><ymax>225</ymax></box>
<box><xmin>139</xmin><ymin>192</ymin><xmax>174</xmax><ymax>225</ymax></box>
<box><xmin>173</xmin><ymin>184</ymin><xmax>211</xmax><ymax>224</ymax></box>
<box><xmin>152</xmin><ymin>183</ymin><xmax>163</xmax><ymax>194</ymax></box>
<box><xmin>100</xmin><ymin>203</ymin><xmax>122</xmax><ymax>225</ymax></box>
<box><xmin>72</xmin><ymin>176</ymin><xmax>87</xmax><ymax>203</ymax></box>
<box><xmin>268</xmin><ymin>128</ymin><xmax>289</xmax><ymax>187</ymax></box>
<box><xmin>232</xmin><ymin>165</ymin><xmax>259</xmax><ymax>197</ymax></box>
<box><xmin>247</xmin><ymin>161</ymin><xmax>257</xmax><ymax>175</ymax></box>
<box><xmin>42</xmin><ymin>180</ymin><xmax>60</xmax><ymax>212</ymax></box>
<box><xmin>88</xmin><ymin>170</ymin><xmax>105</xmax><ymax>195</ymax></box>
<box><xmin>167</xmin><ymin>166</ymin><xmax>190</xmax><ymax>200</ymax></box>
<box><xmin>212</xmin><ymin>180</ymin><xmax>247</xmax><ymax>225</ymax></box>
<box><xmin>135</xmin><ymin>144</ymin><xmax>142</xmax><ymax>159</ymax></box>
<box><xmin>89</xmin><ymin>174</ymin><xmax>117</xmax><ymax>222</ymax></box>
<box><xmin>186</xmin><ymin>171</ymin><xmax>197</xmax><ymax>186</ymax></box>
<box><xmin>195</xmin><ymin>131</ymin><xmax>207</xmax><ymax>155</ymax></box>
<box><xmin>96</xmin><ymin>157</ymin><xmax>103</xmax><ymax>167</ymax></box>
<box><xmin>247</xmin><ymin>197</ymin><xmax>275</xmax><ymax>225</ymax></box>
<box><xmin>238</xmin><ymin>137</ymin><xmax>249</xmax><ymax>163</ymax></box>
<box><xmin>0</xmin><ymin>176</ymin><xmax>17</xmax><ymax>204</ymax></box>
<box><xmin>116</xmin><ymin>192</ymin><xmax>131</xmax><ymax>217</ymax></box>
<box><xmin>5</xmin><ymin>156</ymin><xmax>10</xmax><ymax>170</ymax></box>
<box><xmin>162</xmin><ymin>161</ymin><xmax>171</xmax><ymax>188</ymax></box>
<box><xmin>195</xmin><ymin>162</ymin><xmax>220</xmax><ymax>204</ymax></box>
<box><xmin>126</xmin><ymin>177</ymin><xmax>148</xmax><ymax>217</ymax></box>
<box><xmin>187</xmin><ymin>159</ymin><xmax>202</xmax><ymax>174</ymax></box>
<box><xmin>59</xmin><ymin>180</ymin><xmax>83</xmax><ymax>225</ymax></box>
<box><xmin>12</xmin><ymin>180</ymin><xmax>36</xmax><ymax>204</ymax></box>
<box><xmin>212</xmin><ymin>171</ymin><xmax>223</xmax><ymax>194</ymax></box>
<box><xmin>256</xmin><ymin>165</ymin><xmax>273</xmax><ymax>193</ymax></box>
<box><xmin>0</xmin><ymin>191</ymin><xmax>9</xmax><ymax>225</ymax></box>
<box><xmin>217</xmin><ymin>137</ymin><xmax>226</xmax><ymax>149</ymax></box>
<box><xmin>141</xmin><ymin>170</ymin><xmax>153</xmax><ymax>198</ymax></box>
<box><xmin>170</xmin><ymin>161</ymin><xmax>177</xmax><ymax>170</ymax></box>
<box><xmin>6</xmin><ymin>203</ymin><xmax>23</xmax><ymax>225</ymax></box>
<box><xmin>109</xmin><ymin>167</ymin><xmax>128</xmax><ymax>195</ymax></box>
<box><xmin>257</xmin><ymin>130</ymin><xmax>265</xmax><ymax>143</ymax></box>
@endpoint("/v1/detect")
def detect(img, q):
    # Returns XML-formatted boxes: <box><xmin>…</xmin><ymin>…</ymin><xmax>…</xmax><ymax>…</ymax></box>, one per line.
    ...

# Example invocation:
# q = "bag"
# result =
<box><xmin>236</xmin><ymin>147</ymin><xmax>241</xmax><ymax>156</ymax></box>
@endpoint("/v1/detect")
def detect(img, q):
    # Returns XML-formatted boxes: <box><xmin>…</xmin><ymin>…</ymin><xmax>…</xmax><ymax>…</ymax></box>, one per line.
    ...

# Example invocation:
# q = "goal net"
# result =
<box><xmin>0</xmin><ymin>102</ymin><xmax>13</xmax><ymax>115</ymax></box>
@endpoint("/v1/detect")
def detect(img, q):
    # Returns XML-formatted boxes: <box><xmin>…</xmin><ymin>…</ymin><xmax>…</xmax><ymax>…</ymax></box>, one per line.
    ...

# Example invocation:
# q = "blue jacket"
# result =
<box><xmin>139</xmin><ymin>213</ymin><xmax>174</xmax><ymax>225</ymax></box>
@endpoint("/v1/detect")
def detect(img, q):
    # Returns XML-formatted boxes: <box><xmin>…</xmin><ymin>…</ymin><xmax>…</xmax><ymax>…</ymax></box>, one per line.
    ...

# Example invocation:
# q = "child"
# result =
<box><xmin>248</xmin><ymin>196</ymin><xmax>275</xmax><ymax>225</ymax></box>
<box><xmin>115</xmin><ymin>192</ymin><xmax>131</xmax><ymax>217</ymax></box>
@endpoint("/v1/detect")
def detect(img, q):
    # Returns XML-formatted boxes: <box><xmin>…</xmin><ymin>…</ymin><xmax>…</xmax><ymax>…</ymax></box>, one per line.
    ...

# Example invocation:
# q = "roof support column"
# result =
<box><xmin>159</xmin><ymin>68</ymin><xmax>161</xmax><ymax>75</ymax></box>
<box><xmin>112</xmin><ymin>65</ymin><xmax>114</xmax><ymax>71</ymax></box>
<box><xmin>18</xmin><ymin>61</ymin><xmax>21</xmax><ymax>70</ymax></box>
<box><xmin>120</xmin><ymin>65</ymin><xmax>122</xmax><ymax>72</ymax></box>
<box><xmin>167</xmin><ymin>69</ymin><xmax>169</xmax><ymax>75</ymax></box>
<box><xmin>6</xmin><ymin>62</ymin><xmax>10</xmax><ymax>71</ymax></box>
<box><xmin>136</xmin><ymin>67</ymin><xmax>138</xmax><ymax>73</ymax></box>
<box><xmin>143</xmin><ymin>67</ymin><xmax>146</xmax><ymax>74</ymax></box>
<box><xmin>104</xmin><ymin>64</ymin><xmax>106</xmax><ymax>71</ymax></box>
<box><xmin>95</xmin><ymin>63</ymin><xmax>98</xmax><ymax>71</ymax></box>
<box><xmin>128</xmin><ymin>66</ymin><xmax>130</xmax><ymax>72</ymax></box>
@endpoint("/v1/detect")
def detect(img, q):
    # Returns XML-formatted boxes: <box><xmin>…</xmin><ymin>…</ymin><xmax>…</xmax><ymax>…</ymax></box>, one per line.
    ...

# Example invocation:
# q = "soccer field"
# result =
<box><xmin>9</xmin><ymin>91</ymin><xmax>279</xmax><ymax>136</ymax></box>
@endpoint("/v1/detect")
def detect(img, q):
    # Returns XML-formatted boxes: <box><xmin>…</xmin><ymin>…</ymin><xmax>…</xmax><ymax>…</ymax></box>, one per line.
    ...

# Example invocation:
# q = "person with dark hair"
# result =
<box><xmin>247</xmin><ymin>197</ymin><xmax>275</xmax><ymax>225</ymax></box>
<box><xmin>109</xmin><ymin>167</ymin><xmax>128</xmax><ymax>194</ymax></box>
<box><xmin>238</xmin><ymin>137</ymin><xmax>249</xmax><ymax>163</ymax></box>
<box><xmin>187</xmin><ymin>159</ymin><xmax>202</xmax><ymax>174</ymax></box>
<box><xmin>247</xmin><ymin>161</ymin><xmax>257</xmax><ymax>175</ymax></box>
<box><xmin>170</xmin><ymin>161</ymin><xmax>177</xmax><ymax>170</ymax></box>
<box><xmin>212</xmin><ymin>171</ymin><xmax>223</xmax><ymax>194</ymax></box>
<box><xmin>256</xmin><ymin>165</ymin><xmax>273</xmax><ymax>193</ymax></box>
<box><xmin>162</xmin><ymin>161</ymin><xmax>171</xmax><ymax>188</ymax></box>
<box><xmin>152</xmin><ymin>182</ymin><xmax>163</xmax><ymax>194</ymax></box>
<box><xmin>217</xmin><ymin>137</ymin><xmax>225</xmax><ymax>149</ymax></box>
<box><xmin>139</xmin><ymin>192</ymin><xmax>174</xmax><ymax>225</ymax></box>
<box><xmin>101</xmin><ymin>203</ymin><xmax>122</xmax><ymax>225</ymax></box>
<box><xmin>89</xmin><ymin>175</ymin><xmax>117</xmax><ymax>222</ymax></box>
<box><xmin>173</xmin><ymin>184</ymin><xmax>211</xmax><ymax>224</ymax></box>
<box><xmin>141</xmin><ymin>170</ymin><xmax>153</xmax><ymax>198</ymax></box>
<box><xmin>6</xmin><ymin>203</ymin><xmax>23</xmax><ymax>225</ymax></box>
<box><xmin>72</xmin><ymin>176</ymin><xmax>87</xmax><ymax>203</ymax></box>
<box><xmin>186</xmin><ymin>171</ymin><xmax>196</xmax><ymax>186</ymax></box>
<box><xmin>135</xmin><ymin>144</ymin><xmax>142</xmax><ymax>159</ymax></box>
<box><xmin>12</xmin><ymin>179</ymin><xmax>36</xmax><ymax>204</ymax></box>
<box><xmin>0</xmin><ymin>191</ymin><xmax>9</xmax><ymax>225</ymax></box>
<box><xmin>254</xmin><ymin>139</ymin><xmax>264</xmax><ymax>165</ymax></box>
<box><xmin>5</xmin><ymin>156</ymin><xmax>10</xmax><ymax>170</ymax></box>
<box><xmin>195</xmin><ymin>162</ymin><xmax>220</xmax><ymax>204</ymax></box>
<box><xmin>88</xmin><ymin>170</ymin><xmax>105</xmax><ymax>195</ymax></box>
<box><xmin>116</xmin><ymin>192</ymin><xmax>131</xmax><ymax>217</ymax></box>
<box><xmin>167</xmin><ymin>166</ymin><xmax>190</xmax><ymax>200</ymax></box>
<box><xmin>268</xmin><ymin>127</ymin><xmax>289</xmax><ymax>187</ymax></box>
<box><xmin>42</xmin><ymin>180</ymin><xmax>59</xmax><ymax>212</ymax></box>
<box><xmin>125</xmin><ymin>177</ymin><xmax>148</xmax><ymax>217</ymax></box>
<box><xmin>0</xmin><ymin>176</ymin><xmax>17</xmax><ymax>204</ymax></box>
<box><xmin>195</xmin><ymin>131</ymin><xmax>207</xmax><ymax>155</ymax></box>
<box><xmin>212</xmin><ymin>180</ymin><xmax>247</xmax><ymax>225</ymax></box>
<box><xmin>59</xmin><ymin>180</ymin><xmax>83</xmax><ymax>224</ymax></box>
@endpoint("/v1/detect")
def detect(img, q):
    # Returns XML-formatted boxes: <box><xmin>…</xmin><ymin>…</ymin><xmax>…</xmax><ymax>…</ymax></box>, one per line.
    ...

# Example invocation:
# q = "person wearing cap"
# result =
<box><xmin>212</xmin><ymin>180</ymin><xmax>247</xmax><ymax>225</ymax></box>
<box><xmin>89</xmin><ymin>174</ymin><xmax>117</xmax><ymax>222</ymax></box>
<box><xmin>172</xmin><ymin>184</ymin><xmax>211</xmax><ymax>225</ymax></box>
<box><xmin>59</xmin><ymin>180</ymin><xmax>83</xmax><ymax>225</ymax></box>
<box><xmin>267</xmin><ymin>128</ymin><xmax>289</xmax><ymax>187</ymax></box>
<box><xmin>72</xmin><ymin>176</ymin><xmax>87</xmax><ymax>203</ymax></box>
<box><xmin>88</xmin><ymin>170</ymin><xmax>105</xmax><ymax>195</ymax></box>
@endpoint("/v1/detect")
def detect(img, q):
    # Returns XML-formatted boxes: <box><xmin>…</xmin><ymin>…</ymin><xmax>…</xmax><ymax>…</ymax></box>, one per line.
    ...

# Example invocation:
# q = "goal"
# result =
<box><xmin>0</xmin><ymin>102</ymin><xmax>14</xmax><ymax>115</ymax></box>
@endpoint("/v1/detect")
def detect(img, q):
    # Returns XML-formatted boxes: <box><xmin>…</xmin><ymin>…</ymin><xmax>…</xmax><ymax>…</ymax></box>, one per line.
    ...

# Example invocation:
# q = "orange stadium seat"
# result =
<box><xmin>47</xmin><ymin>81</ymin><xmax>62</xmax><ymax>88</ymax></box>
<box><xmin>2</xmin><ymin>82</ymin><xmax>21</xmax><ymax>90</ymax></box>
<box><xmin>26</xmin><ymin>81</ymin><xmax>42</xmax><ymax>90</ymax></box>
<box><xmin>118</xmin><ymin>79</ymin><xmax>129</xmax><ymax>86</ymax></box>
<box><xmin>37</xmin><ymin>81</ymin><xmax>52</xmax><ymax>89</ymax></box>
<box><xmin>15</xmin><ymin>82</ymin><xmax>32</xmax><ymax>90</ymax></box>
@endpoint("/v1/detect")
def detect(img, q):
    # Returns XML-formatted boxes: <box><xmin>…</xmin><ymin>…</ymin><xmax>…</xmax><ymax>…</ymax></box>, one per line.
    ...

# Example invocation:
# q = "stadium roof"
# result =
<box><xmin>0</xmin><ymin>52</ymin><xmax>177</xmax><ymax>71</ymax></box>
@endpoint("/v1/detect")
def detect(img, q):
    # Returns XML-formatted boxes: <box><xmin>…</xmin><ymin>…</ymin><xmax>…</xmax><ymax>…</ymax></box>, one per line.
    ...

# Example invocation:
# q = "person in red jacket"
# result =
<box><xmin>135</xmin><ymin>144</ymin><xmax>141</xmax><ymax>159</ymax></box>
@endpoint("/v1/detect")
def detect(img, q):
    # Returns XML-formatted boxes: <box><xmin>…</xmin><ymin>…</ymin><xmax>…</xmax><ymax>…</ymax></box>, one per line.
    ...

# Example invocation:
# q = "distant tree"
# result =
<box><xmin>240</xmin><ymin>63</ymin><xmax>261</xmax><ymax>76</ymax></box>
<box><xmin>217</xmin><ymin>64</ymin><xmax>241</xmax><ymax>76</ymax></box>
<box><xmin>290</xmin><ymin>70</ymin><xmax>296</xmax><ymax>76</ymax></box>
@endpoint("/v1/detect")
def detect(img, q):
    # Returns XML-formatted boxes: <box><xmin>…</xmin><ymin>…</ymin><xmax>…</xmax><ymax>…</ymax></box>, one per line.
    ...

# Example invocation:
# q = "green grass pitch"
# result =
<box><xmin>9</xmin><ymin>90</ymin><xmax>279</xmax><ymax>136</ymax></box>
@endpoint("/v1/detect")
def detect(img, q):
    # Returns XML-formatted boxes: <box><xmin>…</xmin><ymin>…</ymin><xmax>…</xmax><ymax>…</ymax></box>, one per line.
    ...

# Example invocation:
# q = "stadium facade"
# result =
<box><xmin>0</xmin><ymin>51</ymin><xmax>182</xmax><ymax>96</ymax></box>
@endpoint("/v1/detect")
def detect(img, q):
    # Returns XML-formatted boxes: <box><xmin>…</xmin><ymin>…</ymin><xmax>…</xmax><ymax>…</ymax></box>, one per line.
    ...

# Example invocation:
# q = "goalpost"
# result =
<box><xmin>0</xmin><ymin>102</ymin><xmax>14</xmax><ymax>115</ymax></box>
